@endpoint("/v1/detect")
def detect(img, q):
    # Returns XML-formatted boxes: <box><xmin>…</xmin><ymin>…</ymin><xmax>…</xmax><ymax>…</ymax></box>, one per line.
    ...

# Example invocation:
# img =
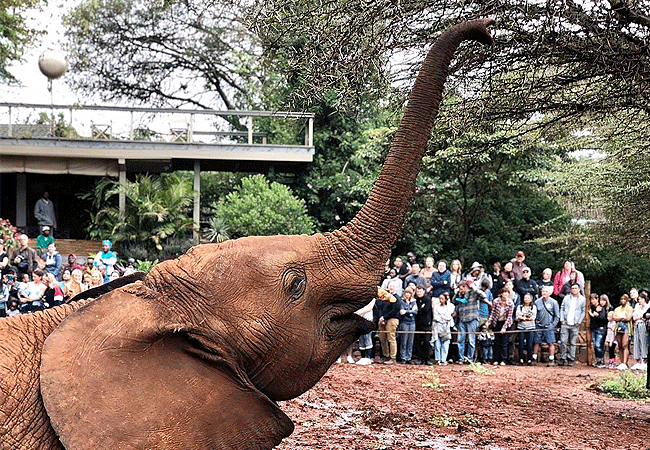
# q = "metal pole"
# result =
<box><xmin>7</xmin><ymin>106</ymin><xmax>12</xmax><ymax>137</ymax></box>
<box><xmin>247</xmin><ymin>116</ymin><xmax>253</xmax><ymax>144</ymax></box>
<box><xmin>193</xmin><ymin>160</ymin><xmax>200</xmax><ymax>244</ymax></box>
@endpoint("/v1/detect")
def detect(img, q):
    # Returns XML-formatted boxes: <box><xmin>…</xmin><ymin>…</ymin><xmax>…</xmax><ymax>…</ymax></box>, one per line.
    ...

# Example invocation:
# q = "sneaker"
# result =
<box><xmin>424</xmin><ymin>361</ymin><xmax>434</xmax><ymax>366</ymax></box>
<box><xmin>616</xmin><ymin>363</ymin><xmax>628</xmax><ymax>370</ymax></box>
<box><xmin>630</xmin><ymin>363</ymin><xmax>641</xmax><ymax>370</ymax></box>
<box><xmin>567</xmin><ymin>360</ymin><xmax>573</xmax><ymax>367</ymax></box>
<box><xmin>557</xmin><ymin>360</ymin><xmax>565</xmax><ymax>367</ymax></box>
<box><xmin>335</xmin><ymin>357</ymin><xmax>342</xmax><ymax>364</ymax></box>
<box><xmin>440</xmin><ymin>361</ymin><xmax>448</xmax><ymax>366</ymax></box>
<box><xmin>408</xmin><ymin>360</ymin><xmax>419</xmax><ymax>365</ymax></box>
<box><xmin>500</xmin><ymin>361</ymin><xmax>506</xmax><ymax>366</ymax></box>
<box><xmin>347</xmin><ymin>355</ymin><xmax>355</xmax><ymax>364</ymax></box>
<box><xmin>493</xmin><ymin>361</ymin><xmax>499</xmax><ymax>366</ymax></box>
<box><xmin>384</xmin><ymin>359</ymin><xmax>396</xmax><ymax>365</ymax></box>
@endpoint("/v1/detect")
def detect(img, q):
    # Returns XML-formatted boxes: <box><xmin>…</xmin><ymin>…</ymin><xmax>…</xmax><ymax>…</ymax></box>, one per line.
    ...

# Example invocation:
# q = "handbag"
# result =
<box><xmin>438</xmin><ymin>329</ymin><xmax>451</xmax><ymax>342</ymax></box>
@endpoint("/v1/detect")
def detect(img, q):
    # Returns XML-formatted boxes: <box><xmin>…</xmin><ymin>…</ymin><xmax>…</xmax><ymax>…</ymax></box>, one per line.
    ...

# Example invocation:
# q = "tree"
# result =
<box><xmin>83</xmin><ymin>173</ymin><xmax>196</xmax><ymax>251</ymax></box>
<box><xmin>63</xmin><ymin>0</ymin><xmax>258</xmax><ymax>111</ymax></box>
<box><xmin>0</xmin><ymin>0</ymin><xmax>40</xmax><ymax>81</ymax></box>
<box><xmin>214</xmin><ymin>174</ymin><xmax>314</xmax><ymax>238</ymax></box>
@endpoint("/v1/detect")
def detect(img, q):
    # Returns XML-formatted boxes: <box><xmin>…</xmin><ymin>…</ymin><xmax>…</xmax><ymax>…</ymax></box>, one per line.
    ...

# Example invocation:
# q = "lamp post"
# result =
<box><xmin>38</xmin><ymin>49</ymin><xmax>68</xmax><ymax>136</ymax></box>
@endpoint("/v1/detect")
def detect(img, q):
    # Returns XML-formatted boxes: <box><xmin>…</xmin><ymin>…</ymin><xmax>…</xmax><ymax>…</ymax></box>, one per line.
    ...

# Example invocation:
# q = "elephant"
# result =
<box><xmin>0</xmin><ymin>19</ymin><xmax>494</xmax><ymax>450</ymax></box>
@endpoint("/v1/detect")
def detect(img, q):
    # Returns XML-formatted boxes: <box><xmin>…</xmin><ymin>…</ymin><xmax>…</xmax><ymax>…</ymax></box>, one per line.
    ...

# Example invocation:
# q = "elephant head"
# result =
<box><xmin>40</xmin><ymin>19</ymin><xmax>494</xmax><ymax>450</ymax></box>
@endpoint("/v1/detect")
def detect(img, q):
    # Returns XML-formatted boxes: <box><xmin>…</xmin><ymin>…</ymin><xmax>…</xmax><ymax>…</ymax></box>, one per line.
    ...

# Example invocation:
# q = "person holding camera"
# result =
<box><xmin>11</xmin><ymin>234</ymin><xmax>37</xmax><ymax>278</ymax></box>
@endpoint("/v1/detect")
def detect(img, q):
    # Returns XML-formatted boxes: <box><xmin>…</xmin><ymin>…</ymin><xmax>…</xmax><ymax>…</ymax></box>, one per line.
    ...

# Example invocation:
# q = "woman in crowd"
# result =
<box><xmin>588</xmin><ymin>293</ymin><xmax>608</xmax><ymax>368</ymax></box>
<box><xmin>90</xmin><ymin>270</ymin><xmax>104</xmax><ymax>288</ymax></box>
<box><xmin>490</xmin><ymin>261</ymin><xmax>503</xmax><ymax>300</ymax></box>
<box><xmin>65</xmin><ymin>268</ymin><xmax>86</xmax><ymax>299</ymax></box>
<box><xmin>613</xmin><ymin>294</ymin><xmax>634</xmax><ymax>369</ymax></box>
<box><xmin>380</xmin><ymin>268</ymin><xmax>403</xmax><ymax>296</ymax></box>
<box><xmin>631</xmin><ymin>292</ymin><xmax>649</xmax><ymax>370</ymax></box>
<box><xmin>43</xmin><ymin>273</ymin><xmax>65</xmax><ymax>308</ymax></box>
<box><xmin>449</xmin><ymin>259</ymin><xmax>463</xmax><ymax>296</ymax></box>
<box><xmin>432</xmin><ymin>292</ymin><xmax>455</xmax><ymax>365</ymax></box>
<box><xmin>488</xmin><ymin>288</ymin><xmax>514</xmax><ymax>365</ymax></box>
<box><xmin>420</xmin><ymin>257</ymin><xmax>436</xmax><ymax>291</ymax></box>
<box><xmin>553</xmin><ymin>260</ymin><xmax>573</xmax><ymax>298</ymax></box>
<box><xmin>516</xmin><ymin>293</ymin><xmax>537</xmax><ymax>365</ymax></box>
<box><xmin>398</xmin><ymin>286</ymin><xmax>418</xmax><ymax>364</ymax></box>
<box><xmin>559</xmin><ymin>270</ymin><xmax>584</xmax><ymax>299</ymax></box>
<box><xmin>19</xmin><ymin>269</ymin><xmax>47</xmax><ymax>313</ymax></box>
<box><xmin>500</xmin><ymin>261</ymin><xmax>515</xmax><ymax>286</ymax></box>
<box><xmin>0</xmin><ymin>239</ymin><xmax>9</xmax><ymax>276</ymax></box>
<box><xmin>41</xmin><ymin>242</ymin><xmax>62</xmax><ymax>281</ymax></box>
<box><xmin>537</xmin><ymin>268</ymin><xmax>553</xmax><ymax>295</ymax></box>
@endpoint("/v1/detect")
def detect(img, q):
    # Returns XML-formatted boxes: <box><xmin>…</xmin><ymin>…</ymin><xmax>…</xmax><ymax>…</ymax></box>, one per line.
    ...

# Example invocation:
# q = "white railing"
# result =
<box><xmin>0</xmin><ymin>103</ymin><xmax>315</xmax><ymax>147</ymax></box>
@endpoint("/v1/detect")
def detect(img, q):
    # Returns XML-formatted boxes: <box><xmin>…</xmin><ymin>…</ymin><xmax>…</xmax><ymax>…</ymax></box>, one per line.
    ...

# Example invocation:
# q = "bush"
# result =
<box><xmin>214</xmin><ymin>175</ymin><xmax>314</xmax><ymax>238</ymax></box>
<box><xmin>599</xmin><ymin>371</ymin><xmax>650</xmax><ymax>400</ymax></box>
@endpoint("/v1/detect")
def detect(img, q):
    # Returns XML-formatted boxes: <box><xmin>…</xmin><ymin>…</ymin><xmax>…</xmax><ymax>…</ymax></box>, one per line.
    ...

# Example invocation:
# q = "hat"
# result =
<box><xmin>522</xmin><ymin>266</ymin><xmax>531</xmax><ymax>273</ymax></box>
<box><xmin>469</xmin><ymin>261</ymin><xmax>482</xmax><ymax>272</ymax></box>
<box><xmin>42</xmin><ymin>226</ymin><xmax>50</xmax><ymax>231</ymax></box>
<box><xmin>516</xmin><ymin>251</ymin><xmax>525</xmax><ymax>257</ymax></box>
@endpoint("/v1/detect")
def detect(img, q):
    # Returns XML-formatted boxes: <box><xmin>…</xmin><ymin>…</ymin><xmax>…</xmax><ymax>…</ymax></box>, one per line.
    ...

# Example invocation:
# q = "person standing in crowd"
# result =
<box><xmin>553</xmin><ymin>260</ymin><xmax>574</xmax><ymax>298</ymax></box>
<box><xmin>488</xmin><ymin>288</ymin><xmax>515</xmax><ymax>365</ymax></box>
<box><xmin>420</xmin><ymin>257</ymin><xmax>436</xmax><ymax>292</ymax></box>
<box><xmin>537</xmin><ymin>268</ymin><xmax>553</xmax><ymax>296</ymax></box>
<box><xmin>0</xmin><ymin>239</ymin><xmax>9</xmax><ymax>276</ymax></box>
<box><xmin>516</xmin><ymin>293</ymin><xmax>537</xmax><ymax>365</ymax></box>
<box><xmin>381</xmin><ymin>268</ymin><xmax>403</xmax><ymax>296</ymax></box>
<box><xmin>511</xmin><ymin>251</ymin><xmax>526</xmax><ymax>281</ymax></box>
<box><xmin>588</xmin><ymin>293</ymin><xmax>609</xmax><ymax>368</ymax></box>
<box><xmin>489</xmin><ymin>261</ymin><xmax>503</xmax><ymax>300</ymax></box>
<box><xmin>12</xmin><ymin>234</ymin><xmax>37</xmax><ymax>279</ymax></box>
<box><xmin>430</xmin><ymin>259</ymin><xmax>452</xmax><ymax>300</ymax></box>
<box><xmin>477</xmin><ymin>278</ymin><xmax>493</xmax><ymax>327</ymax></box>
<box><xmin>515</xmin><ymin>267</ymin><xmax>538</xmax><ymax>301</ymax></box>
<box><xmin>433</xmin><ymin>292</ymin><xmax>455</xmax><ymax>365</ymax></box>
<box><xmin>449</xmin><ymin>259</ymin><xmax>463</xmax><ymax>296</ymax></box>
<box><xmin>558</xmin><ymin>283</ymin><xmax>586</xmax><ymax>366</ymax></box>
<box><xmin>629</xmin><ymin>288</ymin><xmax>639</xmax><ymax>308</ymax></box>
<box><xmin>63</xmin><ymin>253</ymin><xmax>83</xmax><ymax>274</ymax></box>
<box><xmin>613</xmin><ymin>293</ymin><xmax>634</xmax><ymax>369</ymax></box>
<box><xmin>398</xmin><ymin>286</ymin><xmax>418</xmax><ymax>364</ymax></box>
<box><xmin>393</xmin><ymin>256</ymin><xmax>410</xmax><ymax>286</ymax></box>
<box><xmin>533</xmin><ymin>286</ymin><xmax>560</xmax><ymax>366</ymax></box>
<box><xmin>355</xmin><ymin>296</ymin><xmax>375</xmax><ymax>365</ymax></box>
<box><xmin>414</xmin><ymin>284</ymin><xmax>433</xmax><ymax>365</ymax></box>
<box><xmin>477</xmin><ymin>323</ymin><xmax>495</xmax><ymax>363</ymax></box>
<box><xmin>41</xmin><ymin>242</ymin><xmax>62</xmax><ymax>281</ymax></box>
<box><xmin>630</xmin><ymin>292</ymin><xmax>649</xmax><ymax>370</ymax></box>
<box><xmin>34</xmin><ymin>191</ymin><xmax>57</xmax><ymax>235</ymax></box>
<box><xmin>95</xmin><ymin>240</ymin><xmax>117</xmax><ymax>281</ymax></box>
<box><xmin>405</xmin><ymin>263</ymin><xmax>426</xmax><ymax>290</ymax></box>
<box><xmin>36</xmin><ymin>226</ymin><xmax>55</xmax><ymax>253</ymax></box>
<box><xmin>559</xmin><ymin>270</ymin><xmax>584</xmax><ymax>300</ymax></box>
<box><xmin>454</xmin><ymin>277</ymin><xmax>482</xmax><ymax>364</ymax></box>
<box><xmin>374</xmin><ymin>279</ymin><xmax>401</xmax><ymax>365</ymax></box>
<box><xmin>18</xmin><ymin>269</ymin><xmax>47</xmax><ymax>313</ymax></box>
<box><xmin>500</xmin><ymin>261</ymin><xmax>515</xmax><ymax>286</ymax></box>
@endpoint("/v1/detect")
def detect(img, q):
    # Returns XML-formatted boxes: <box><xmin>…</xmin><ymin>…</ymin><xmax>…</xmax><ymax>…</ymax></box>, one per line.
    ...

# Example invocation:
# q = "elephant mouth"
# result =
<box><xmin>326</xmin><ymin>307</ymin><xmax>375</xmax><ymax>339</ymax></box>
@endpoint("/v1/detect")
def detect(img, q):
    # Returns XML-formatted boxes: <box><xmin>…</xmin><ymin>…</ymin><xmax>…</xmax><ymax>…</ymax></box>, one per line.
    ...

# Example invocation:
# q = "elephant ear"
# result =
<box><xmin>40</xmin><ymin>285</ymin><xmax>294</xmax><ymax>450</ymax></box>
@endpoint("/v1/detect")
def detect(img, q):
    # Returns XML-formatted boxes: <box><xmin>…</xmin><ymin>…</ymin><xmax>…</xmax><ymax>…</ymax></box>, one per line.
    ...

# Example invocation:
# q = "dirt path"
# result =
<box><xmin>277</xmin><ymin>362</ymin><xmax>650</xmax><ymax>450</ymax></box>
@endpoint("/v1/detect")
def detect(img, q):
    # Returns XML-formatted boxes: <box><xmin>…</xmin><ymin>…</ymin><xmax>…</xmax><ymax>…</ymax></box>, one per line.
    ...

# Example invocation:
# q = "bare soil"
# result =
<box><xmin>277</xmin><ymin>361</ymin><xmax>650</xmax><ymax>450</ymax></box>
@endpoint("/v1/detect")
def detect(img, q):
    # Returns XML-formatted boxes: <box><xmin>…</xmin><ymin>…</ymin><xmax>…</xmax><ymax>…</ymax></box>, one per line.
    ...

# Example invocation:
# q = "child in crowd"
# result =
<box><xmin>605</xmin><ymin>311</ymin><xmax>618</xmax><ymax>369</ymax></box>
<box><xmin>6</xmin><ymin>298</ymin><xmax>21</xmax><ymax>317</ymax></box>
<box><xmin>477</xmin><ymin>323</ymin><xmax>494</xmax><ymax>363</ymax></box>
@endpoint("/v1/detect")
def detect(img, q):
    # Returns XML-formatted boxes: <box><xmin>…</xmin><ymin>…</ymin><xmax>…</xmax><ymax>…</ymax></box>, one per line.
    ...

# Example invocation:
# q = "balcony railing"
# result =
<box><xmin>0</xmin><ymin>103</ymin><xmax>315</xmax><ymax>147</ymax></box>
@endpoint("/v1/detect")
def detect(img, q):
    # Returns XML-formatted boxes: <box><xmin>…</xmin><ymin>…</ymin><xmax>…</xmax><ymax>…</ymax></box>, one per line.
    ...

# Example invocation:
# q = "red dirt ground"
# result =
<box><xmin>277</xmin><ymin>362</ymin><xmax>650</xmax><ymax>450</ymax></box>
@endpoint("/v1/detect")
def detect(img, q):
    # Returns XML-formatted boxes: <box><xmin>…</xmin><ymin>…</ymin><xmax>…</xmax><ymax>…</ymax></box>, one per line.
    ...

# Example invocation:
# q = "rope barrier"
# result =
<box><xmin>373</xmin><ymin>327</ymin><xmax>555</xmax><ymax>335</ymax></box>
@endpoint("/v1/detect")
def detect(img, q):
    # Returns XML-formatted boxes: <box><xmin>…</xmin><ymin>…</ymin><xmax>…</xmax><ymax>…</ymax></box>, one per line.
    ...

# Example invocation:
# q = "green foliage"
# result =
<box><xmin>81</xmin><ymin>174</ymin><xmax>196</xmax><ymax>252</ymax></box>
<box><xmin>35</xmin><ymin>112</ymin><xmax>81</xmax><ymax>138</ymax></box>
<box><xmin>134</xmin><ymin>259</ymin><xmax>158</xmax><ymax>273</ymax></box>
<box><xmin>203</xmin><ymin>216</ymin><xmax>230</xmax><ymax>243</ymax></box>
<box><xmin>214</xmin><ymin>174</ymin><xmax>313</xmax><ymax>238</ymax></box>
<box><xmin>599</xmin><ymin>371</ymin><xmax>650</xmax><ymax>400</ymax></box>
<box><xmin>0</xmin><ymin>0</ymin><xmax>40</xmax><ymax>81</ymax></box>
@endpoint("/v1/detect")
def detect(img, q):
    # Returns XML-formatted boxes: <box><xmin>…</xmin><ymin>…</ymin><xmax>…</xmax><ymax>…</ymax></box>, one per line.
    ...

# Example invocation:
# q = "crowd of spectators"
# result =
<box><xmin>0</xmin><ymin>233</ymin><xmax>137</xmax><ymax>317</ymax></box>
<box><xmin>348</xmin><ymin>251</ymin><xmax>650</xmax><ymax>371</ymax></box>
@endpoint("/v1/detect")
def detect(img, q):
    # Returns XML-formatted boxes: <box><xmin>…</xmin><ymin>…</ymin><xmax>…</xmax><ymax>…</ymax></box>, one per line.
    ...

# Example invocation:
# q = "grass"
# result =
<box><xmin>597</xmin><ymin>370</ymin><xmax>650</xmax><ymax>400</ymax></box>
<box><xmin>427</xmin><ymin>413</ymin><xmax>481</xmax><ymax>427</ymax></box>
<box><xmin>462</xmin><ymin>362</ymin><xmax>494</xmax><ymax>375</ymax></box>
<box><xmin>420</xmin><ymin>370</ymin><xmax>441</xmax><ymax>389</ymax></box>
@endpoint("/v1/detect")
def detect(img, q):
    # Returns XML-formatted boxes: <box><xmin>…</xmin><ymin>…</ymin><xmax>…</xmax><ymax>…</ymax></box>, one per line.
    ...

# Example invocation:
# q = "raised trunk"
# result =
<box><xmin>338</xmin><ymin>19</ymin><xmax>495</xmax><ymax>270</ymax></box>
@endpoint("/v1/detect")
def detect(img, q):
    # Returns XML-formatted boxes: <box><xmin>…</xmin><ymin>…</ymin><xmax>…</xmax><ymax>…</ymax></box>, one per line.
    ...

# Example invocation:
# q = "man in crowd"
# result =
<box><xmin>533</xmin><ymin>286</ymin><xmax>560</xmax><ymax>366</ymax></box>
<box><xmin>511</xmin><ymin>251</ymin><xmax>526</xmax><ymax>281</ymax></box>
<box><xmin>36</xmin><ymin>226</ymin><xmax>55</xmax><ymax>253</ymax></box>
<box><xmin>413</xmin><ymin>284</ymin><xmax>433</xmax><ymax>365</ymax></box>
<box><xmin>453</xmin><ymin>279</ymin><xmax>481</xmax><ymax>363</ymax></box>
<box><xmin>516</xmin><ymin>266</ymin><xmax>538</xmax><ymax>300</ymax></box>
<box><xmin>374</xmin><ymin>279</ymin><xmax>401</xmax><ymax>365</ymax></box>
<box><xmin>558</xmin><ymin>283</ymin><xmax>585</xmax><ymax>366</ymax></box>
<box><xmin>405</xmin><ymin>263</ymin><xmax>426</xmax><ymax>290</ymax></box>
<box><xmin>12</xmin><ymin>234</ymin><xmax>37</xmax><ymax>279</ymax></box>
<box><xmin>34</xmin><ymin>191</ymin><xmax>57</xmax><ymax>235</ymax></box>
<box><xmin>393</xmin><ymin>257</ymin><xmax>410</xmax><ymax>285</ymax></box>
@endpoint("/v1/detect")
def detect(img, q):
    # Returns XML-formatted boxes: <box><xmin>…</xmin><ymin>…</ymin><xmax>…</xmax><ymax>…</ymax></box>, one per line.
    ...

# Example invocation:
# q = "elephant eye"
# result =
<box><xmin>283</xmin><ymin>268</ymin><xmax>306</xmax><ymax>299</ymax></box>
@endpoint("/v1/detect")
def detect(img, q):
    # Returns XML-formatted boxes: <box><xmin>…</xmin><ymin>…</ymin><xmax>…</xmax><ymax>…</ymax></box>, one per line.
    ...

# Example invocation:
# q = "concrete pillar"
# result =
<box><xmin>118</xmin><ymin>159</ymin><xmax>126</xmax><ymax>217</ymax></box>
<box><xmin>16</xmin><ymin>173</ymin><xmax>27</xmax><ymax>229</ymax></box>
<box><xmin>193</xmin><ymin>160</ymin><xmax>200</xmax><ymax>244</ymax></box>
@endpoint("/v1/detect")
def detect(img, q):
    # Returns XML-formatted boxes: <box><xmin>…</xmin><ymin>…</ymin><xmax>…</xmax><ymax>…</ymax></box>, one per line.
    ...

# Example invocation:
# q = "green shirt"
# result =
<box><xmin>36</xmin><ymin>235</ymin><xmax>55</xmax><ymax>252</ymax></box>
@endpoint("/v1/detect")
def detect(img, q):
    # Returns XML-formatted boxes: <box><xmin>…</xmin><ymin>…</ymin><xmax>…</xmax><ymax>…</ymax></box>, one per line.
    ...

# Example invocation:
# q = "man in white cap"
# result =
<box><xmin>36</xmin><ymin>226</ymin><xmax>55</xmax><ymax>253</ymax></box>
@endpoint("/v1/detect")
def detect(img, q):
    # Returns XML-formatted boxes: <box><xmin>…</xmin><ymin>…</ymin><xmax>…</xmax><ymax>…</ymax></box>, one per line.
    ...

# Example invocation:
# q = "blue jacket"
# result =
<box><xmin>430</xmin><ymin>270</ymin><xmax>451</xmax><ymax>298</ymax></box>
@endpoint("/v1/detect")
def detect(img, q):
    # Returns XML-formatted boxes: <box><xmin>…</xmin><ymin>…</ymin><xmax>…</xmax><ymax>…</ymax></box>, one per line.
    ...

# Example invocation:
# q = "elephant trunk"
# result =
<box><xmin>335</xmin><ymin>19</ymin><xmax>495</xmax><ymax>273</ymax></box>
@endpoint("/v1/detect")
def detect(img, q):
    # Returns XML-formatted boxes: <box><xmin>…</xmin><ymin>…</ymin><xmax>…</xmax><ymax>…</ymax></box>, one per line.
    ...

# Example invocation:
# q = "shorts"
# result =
<box><xmin>534</xmin><ymin>327</ymin><xmax>556</xmax><ymax>345</ymax></box>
